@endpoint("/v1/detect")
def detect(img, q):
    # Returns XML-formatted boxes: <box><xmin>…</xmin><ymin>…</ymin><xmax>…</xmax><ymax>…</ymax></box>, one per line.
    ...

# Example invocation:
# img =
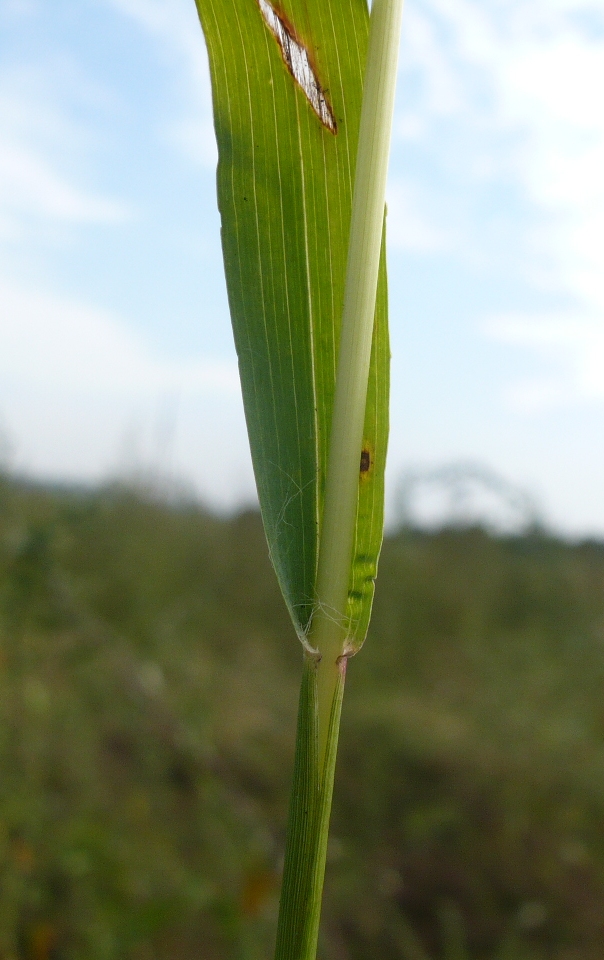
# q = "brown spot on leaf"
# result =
<box><xmin>257</xmin><ymin>0</ymin><xmax>337</xmax><ymax>133</ymax></box>
<box><xmin>360</xmin><ymin>449</ymin><xmax>371</xmax><ymax>474</ymax></box>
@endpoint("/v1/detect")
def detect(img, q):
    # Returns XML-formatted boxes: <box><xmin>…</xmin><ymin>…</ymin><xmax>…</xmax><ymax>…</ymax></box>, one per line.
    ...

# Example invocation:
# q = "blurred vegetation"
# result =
<box><xmin>1</xmin><ymin>472</ymin><xmax>604</xmax><ymax>959</ymax></box>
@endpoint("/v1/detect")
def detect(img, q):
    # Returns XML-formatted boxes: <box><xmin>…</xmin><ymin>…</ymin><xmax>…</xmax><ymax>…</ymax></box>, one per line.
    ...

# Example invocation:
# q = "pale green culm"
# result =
<box><xmin>193</xmin><ymin>0</ymin><xmax>403</xmax><ymax>956</ymax></box>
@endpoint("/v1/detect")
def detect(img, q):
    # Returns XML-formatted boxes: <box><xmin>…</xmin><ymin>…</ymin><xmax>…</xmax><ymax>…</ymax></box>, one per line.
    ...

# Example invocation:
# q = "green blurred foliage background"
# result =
<box><xmin>1</xmin><ymin>472</ymin><xmax>604</xmax><ymax>959</ymax></box>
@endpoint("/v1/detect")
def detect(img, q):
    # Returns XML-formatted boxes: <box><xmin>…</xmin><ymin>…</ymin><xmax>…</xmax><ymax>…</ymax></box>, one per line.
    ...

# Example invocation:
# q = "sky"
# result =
<box><xmin>1</xmin><ymin>0</ymin><xmax>603</xmax><ymax>535</ymax></box>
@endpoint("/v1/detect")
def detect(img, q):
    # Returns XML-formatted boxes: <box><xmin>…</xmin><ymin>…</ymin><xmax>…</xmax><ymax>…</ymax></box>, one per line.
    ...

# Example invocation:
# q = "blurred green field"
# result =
<box><xmin>2</xmin><ymin>472</ymin><xmax>604</xmax><ymax>959</ymax></box>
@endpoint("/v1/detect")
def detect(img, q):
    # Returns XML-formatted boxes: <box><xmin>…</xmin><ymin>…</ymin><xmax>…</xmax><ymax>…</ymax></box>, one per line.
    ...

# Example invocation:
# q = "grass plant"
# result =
<box><xmin>193</xmin><ymin>0</ymin><xmax>403</xmax><ymax>954</ymax></box>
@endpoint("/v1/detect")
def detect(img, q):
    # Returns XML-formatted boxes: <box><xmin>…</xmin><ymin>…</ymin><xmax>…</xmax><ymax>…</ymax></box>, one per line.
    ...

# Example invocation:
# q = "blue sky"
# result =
<box><xmin>1</xmin><ymin>0</ymin><xmax>603</xmax><ymax>535</ymax></box>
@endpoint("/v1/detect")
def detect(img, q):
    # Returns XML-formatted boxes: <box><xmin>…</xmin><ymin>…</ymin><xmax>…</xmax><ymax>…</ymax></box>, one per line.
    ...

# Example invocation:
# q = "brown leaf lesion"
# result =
<box><xmin>359</xmin><ymin>444</ymin><xmax>373</xmax><ymax>479</ymax></box>
<box><xmin>257</xmin><ymin>0</ymin><xmax>337</xmax><ymax>133</ymax></box>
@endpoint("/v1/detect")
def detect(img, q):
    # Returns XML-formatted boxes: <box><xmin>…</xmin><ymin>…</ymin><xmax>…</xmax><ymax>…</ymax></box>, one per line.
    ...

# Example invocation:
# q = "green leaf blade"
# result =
<box><xmin>195</xmin><ymin>0</ymin><xmax>389</xmax><ymax>648</ymax></box>
<box><xmin>347</xmin><ymin>239</ymin><xmax>390</xmax><ymax>651</ymax></box>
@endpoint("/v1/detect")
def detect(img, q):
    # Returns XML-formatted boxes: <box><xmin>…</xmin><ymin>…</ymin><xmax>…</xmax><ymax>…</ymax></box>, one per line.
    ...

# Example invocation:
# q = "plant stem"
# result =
<box><xmin>274</xmin><ymin>2</ymin><xmax>404</xmax><ymax>958</ymax></box>
<box><xmin>310</xmin><ymin>0</ymin><xmax>405</xmax><ymax>770</ymax></box>
<box><xmin>274</xmin><ymin>654</ymin><xmax>346</xmax><ymax>959</ymax></box>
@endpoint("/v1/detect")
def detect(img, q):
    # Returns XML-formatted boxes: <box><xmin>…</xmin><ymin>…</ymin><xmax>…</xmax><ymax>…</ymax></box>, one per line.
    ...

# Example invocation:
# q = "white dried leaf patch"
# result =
<box><xmin>258</xmin><ymin>0</ymin><xmax>337</xmax><ymax>133</ymax></box>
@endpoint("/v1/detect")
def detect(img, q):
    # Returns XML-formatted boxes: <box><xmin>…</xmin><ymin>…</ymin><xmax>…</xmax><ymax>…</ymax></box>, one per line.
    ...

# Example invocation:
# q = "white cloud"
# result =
<box><xmin>395</xmin><ymin>2</ymin><xmax>604</xmax><ymax>281</ymax></box>
<box><xmin>0</xmin><ymin>138</ymin><xmax>126</xmax><ymax>224</ymax></box>
<box><xmin>486</xmin><ymin>312</ymin><xmax>604</xmax><ymax>412</ymax></box>
<box><xmin>504</xmin><ymin>379</ymin><xmax>565</xmax><ymax>415</ymax></box>
<box><xmin>105</xmin><ymin>0</ymin><xmax>203</xmax><ymax>70</ymax></box>
<box><xmin>0</xmin><ymin>280</ymin><xmax>239</xmax><ymax>397</ymax></box>
<box><xmin>167</xmin><ymin>115</ymin><xmax>217</xmax><ymax>168</ymax></box>
<box><xmin>396</xmin><ymin>0</ymin><xmax>604</xmax><ymax>420</ymax></box>
<box><xmin>105</xmin><ymin>0</ymin><xmax>217</xmax><ymax>167</ymax></box>
<box><xmin>0</xmin><ymin>279</ymin><xmax>252</xmax><ymax>507</ymax></box>
<box><xmin>0</xmin><ymin>0</ymin><xmax>37</xmax><ymax>16</ymax></box>
<box><xmin>386</xmin><ymin>179</ymin><xmax>455</xmax><ymax>253</ymax></box>
<box><xmin>399</xmin><ymin>5</ymin><xmax>465</xmax><ymax>116</ymax></box>
<box><xmin>0</xmin><ymin>70</ymin><xmax>129</xmax><ymax>236</ymax></box>
<box><xmin>496</xmin><ymin>34</ymin><xmax>604</xmax><ymax>309</ymax></box>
